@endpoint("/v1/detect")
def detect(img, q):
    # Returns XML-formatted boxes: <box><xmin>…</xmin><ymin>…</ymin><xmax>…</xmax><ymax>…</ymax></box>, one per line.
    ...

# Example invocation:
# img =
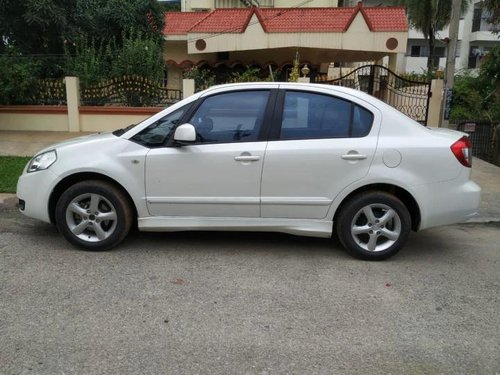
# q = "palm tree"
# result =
<box><xmin>400</xmin><ymin>0</ymin><xmax>470</xmax><ymax>73</ymax></box>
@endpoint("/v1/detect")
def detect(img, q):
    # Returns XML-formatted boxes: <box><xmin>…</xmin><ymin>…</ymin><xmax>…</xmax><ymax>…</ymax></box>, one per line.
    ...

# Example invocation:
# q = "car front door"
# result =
<box><xmin>261</xmin><ymin>88</ymin><xmax>380</xmax><ymax>219</ymax></box>
<box><xmin>145</xmin><ymin>89</ymin><xmax>274</xmax><ymax>218</ymax></box>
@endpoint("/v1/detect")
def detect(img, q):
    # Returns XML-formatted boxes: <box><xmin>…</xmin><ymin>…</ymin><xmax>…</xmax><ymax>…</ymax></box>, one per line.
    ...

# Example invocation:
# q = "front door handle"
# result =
<box><xmin>341</xmin><ymin>153</ymin><xmax>367</xmax><ymax>161</ymax></box>
<box><xmin>234</xmin><ymin>155</ymin><xmax>260</xmax><ymax>162</ymax></box>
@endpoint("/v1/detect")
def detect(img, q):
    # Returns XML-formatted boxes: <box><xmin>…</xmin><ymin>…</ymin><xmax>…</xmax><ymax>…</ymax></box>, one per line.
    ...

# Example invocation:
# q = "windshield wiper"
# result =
<box><xmin>113</xmin><ymin>124</ymin><xmax>136</xmax><ymax>136</ymax></box>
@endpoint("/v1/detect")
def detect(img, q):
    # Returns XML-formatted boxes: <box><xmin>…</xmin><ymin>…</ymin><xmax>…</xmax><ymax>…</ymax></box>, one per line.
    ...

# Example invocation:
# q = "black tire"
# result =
<box><xmin>335</xmin><ymin>191</ymin><xmax>411</xmax><ymax>261</ymax></box>
<box><xmin>55</xmin><ymin>180</ymin><xmax>133</xmax><ymax>251</ymax></box>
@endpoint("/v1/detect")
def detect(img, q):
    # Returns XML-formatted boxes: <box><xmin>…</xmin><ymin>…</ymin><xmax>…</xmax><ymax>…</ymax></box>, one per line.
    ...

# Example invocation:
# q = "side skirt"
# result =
<box><xmin>138</xmin><ymin>216</ymin><xmax>333</xmax><ymax>238</ymax></box>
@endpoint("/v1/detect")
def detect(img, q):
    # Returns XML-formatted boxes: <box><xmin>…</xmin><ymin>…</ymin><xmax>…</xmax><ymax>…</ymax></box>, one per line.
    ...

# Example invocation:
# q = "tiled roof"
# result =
<box><xmin>163</xmin><ymin>12</ymin><xmax>208</xmax><ymax>35</ymax></box>
<box><xmin>189</xmin><ymin>8</ymin><xmax>255</xmax><ymax>33</ymax></box>
<box><xmin>362</xmin><ymin>7</ymin><xmax>408</xmax><ymax>32</ymax></box>
<box><xmin>258</xmin><ymin>8</ymin><xmax>360</xmax><ymax>32</ymax></box>
<box><xmin>164</xmin><ymin>5</ymin><xmax>408</xmax><ymax>35</ymax></box>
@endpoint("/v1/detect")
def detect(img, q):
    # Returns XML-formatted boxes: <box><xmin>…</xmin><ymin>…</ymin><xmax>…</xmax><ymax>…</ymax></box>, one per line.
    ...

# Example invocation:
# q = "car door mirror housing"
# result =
<box><xmin>174</xmin><ymin>123</ymin><xmax>196</xmax><ymax>144</ymax></box>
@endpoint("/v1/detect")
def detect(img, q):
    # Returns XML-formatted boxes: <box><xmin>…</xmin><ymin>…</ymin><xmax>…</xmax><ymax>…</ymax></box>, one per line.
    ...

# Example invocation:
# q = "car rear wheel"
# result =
<box><xmin>55</xmin><ymin>180</ymin><xmax>132</xmax><ymax>251</ymax></box>
<box><xmin>336</xmin><ymin>191</ymin><xmax>411</xmax><ymax>260</ymax></box>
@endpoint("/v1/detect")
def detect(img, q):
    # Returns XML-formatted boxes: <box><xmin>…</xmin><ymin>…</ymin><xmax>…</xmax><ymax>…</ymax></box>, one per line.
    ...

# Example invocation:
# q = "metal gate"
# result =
<box><xmin>318</xmin><ymin>65</ymin><xmax>432</xmax><ymax>124</ymax></box>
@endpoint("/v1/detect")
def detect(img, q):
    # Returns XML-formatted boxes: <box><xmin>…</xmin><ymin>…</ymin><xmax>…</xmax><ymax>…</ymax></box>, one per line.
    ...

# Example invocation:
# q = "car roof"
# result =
<box><xmin>202</xmin><ymin>82</ymin><xmax>379</xmax><ymax>104</ymax></box>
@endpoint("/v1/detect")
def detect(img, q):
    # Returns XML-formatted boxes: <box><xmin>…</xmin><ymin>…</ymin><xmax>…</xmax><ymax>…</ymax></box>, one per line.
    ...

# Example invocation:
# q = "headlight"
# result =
<box><xmin>27</xmin><ymin>150</ymin><xmax>57</xmax><ymax>173</ymax></box>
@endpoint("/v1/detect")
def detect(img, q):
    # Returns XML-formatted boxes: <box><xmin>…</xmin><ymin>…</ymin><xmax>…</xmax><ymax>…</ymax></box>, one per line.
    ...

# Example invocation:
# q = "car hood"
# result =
<box><xmin>34</xmin><ymin>132</ymin><xmax>117</xmax><ymax>155</ymax></box>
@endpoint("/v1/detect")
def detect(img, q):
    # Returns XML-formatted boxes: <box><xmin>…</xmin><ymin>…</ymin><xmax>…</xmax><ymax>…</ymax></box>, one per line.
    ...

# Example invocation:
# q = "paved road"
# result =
<box><xmin>1</xmin><ymin>200</ymin><xmax>499</xmax><ymax>374</ymax></box>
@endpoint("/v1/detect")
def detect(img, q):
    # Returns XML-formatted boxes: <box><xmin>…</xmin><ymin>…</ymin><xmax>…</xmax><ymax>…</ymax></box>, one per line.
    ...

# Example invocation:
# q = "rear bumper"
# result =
<box><xmin>416</xmin><ymin>179</ymin><xmax>481</xmax><ymax>230</ymax></box>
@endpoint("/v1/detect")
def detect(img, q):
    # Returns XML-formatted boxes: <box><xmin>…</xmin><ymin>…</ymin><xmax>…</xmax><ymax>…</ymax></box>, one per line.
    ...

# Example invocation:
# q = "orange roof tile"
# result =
<box><xmin>163</xmin><ymin>5</ymin><xmax>408</xmax><ymax>35</ymax></box>
<box><xmin>362</xmin><ymin>7</ymin><xmax>408</xmax><ymax>32</ymax></box>
<box><xmin>190</xmin><ymin>8</ymin><xmax>254</xmax><ymax>33</ymax></box>
<box><xmin>258</xmin><ymin>8</ymin><xmax>357</xmax><ymax>33</ymax></box>
<box><xmin>163</xmin><ymin>12</ymin><xmax>209</xmax><ymax>35</ymax></box>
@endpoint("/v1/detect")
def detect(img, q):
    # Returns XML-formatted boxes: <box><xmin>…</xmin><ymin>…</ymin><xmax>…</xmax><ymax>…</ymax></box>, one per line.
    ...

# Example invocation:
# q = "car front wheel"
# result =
<box><xmin>336</xmin><ymin>192</ymin><xmax>411</xmax><ymax>260</ymax></box>
<box><xmin>55</xmin><ymin>180</ymin><xmax>133</xmax><ymax>251</ymax></box>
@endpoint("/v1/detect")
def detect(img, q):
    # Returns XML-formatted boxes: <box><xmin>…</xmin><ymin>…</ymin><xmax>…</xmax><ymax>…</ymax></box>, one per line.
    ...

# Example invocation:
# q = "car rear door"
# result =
<box><xmin>260</xmin><ymin>86</ymin><xmax>380</xmax><ymax>219</ymax></box>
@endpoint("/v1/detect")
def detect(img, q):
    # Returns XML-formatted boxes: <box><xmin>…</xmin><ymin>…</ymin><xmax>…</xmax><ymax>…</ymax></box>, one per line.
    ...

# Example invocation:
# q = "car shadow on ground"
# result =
<box><xmin>7</xmin><ymin>207</ymin><xmax>475</xmax><ymax>263</ymax></box>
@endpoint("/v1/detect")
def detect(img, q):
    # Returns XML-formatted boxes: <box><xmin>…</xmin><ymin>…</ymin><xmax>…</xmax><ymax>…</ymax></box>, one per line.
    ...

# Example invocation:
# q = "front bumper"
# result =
<box><xmin>16</xmin><ymin>168</ymin><xmax>61</xmax><ymax>223</ymax></box>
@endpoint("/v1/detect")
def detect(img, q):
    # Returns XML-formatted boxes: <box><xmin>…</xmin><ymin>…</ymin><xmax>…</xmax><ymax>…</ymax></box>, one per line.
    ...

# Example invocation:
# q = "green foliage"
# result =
<box><xmin>111</xmin><ymin>29</ymin><xmax>164</xmax><ymax>81</ymax></box>
<box><xmin>482</xmin><ymin>0</ymin><xmax>500</xmax><ymax>33</ymax></box>
<box><xmin>229</xmin><ymin>65</ymin><xmax>275</xmax><ymax>83</ymax></box>
<box><xmin>0</xmin><ymin>0</ymin><xmax>77</xmax><ymax>55</ymax></box>
<box><xmin>75</xmin><ymin>0</ymin><xmax>164</xmax><ymax>45</ymax></box>
<box><xmin>399</xmin><ymin>71</ymin><xmax>439</xmax><ymax>82</ymax></box>
<box><xmin>64</xmin><ymin>36</ymin><xmax>114</xmax><ymax>86</ymax></box>
<box><xmin>450</xmin><ymin>46</ymin><xmax>500</xmax><ymax>123</ymax></box>
<box><xmin>0</xmin><ymin>48</ymin><xmax>41</xmax><ymax>105</ymax></box>
<box><xmin>64</xmin><ymin>29</ymin><xmax>165</xmax><ymax>106</ymax></box>
<box><xmin>231</xmin><ymin>66</ymin><xmax>262</xmax><ymax>82</ymax></box>
<box><xmin>0</xmin><ymin>156</ymin><xmax>31</xmax><ymax>193</ymax></box>
<box><xmin>0</xmin><ymin>0</ymin><xmax>165</xmax><ymax>83</ymax></box>
<box><xmin>183</xmin><ymin>67</ymin><xmax>216</xmax><ymax>91</ymax></box>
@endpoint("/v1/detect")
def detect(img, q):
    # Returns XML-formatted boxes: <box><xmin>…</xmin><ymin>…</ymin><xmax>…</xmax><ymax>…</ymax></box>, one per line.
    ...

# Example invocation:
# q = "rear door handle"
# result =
<box><xmin>341</xmin><ymin>153</ymin><xmax>367</xmax><ymax>161</ymax></box>
<box><xmin>234</xmin><ymin>155</ymin><xmax>260</xmax><ymax>162</ymax></box>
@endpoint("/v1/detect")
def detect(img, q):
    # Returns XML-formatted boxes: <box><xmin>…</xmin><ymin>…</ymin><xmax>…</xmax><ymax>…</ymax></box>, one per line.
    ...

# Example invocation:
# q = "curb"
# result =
<box><xmin>0</xmin><ymin>193</ymin><xmax>17</xmax><ymax>208</ymax></box>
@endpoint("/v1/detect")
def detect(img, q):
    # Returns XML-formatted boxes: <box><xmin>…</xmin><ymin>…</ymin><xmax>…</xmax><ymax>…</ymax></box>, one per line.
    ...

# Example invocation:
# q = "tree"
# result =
<box><xmin>111</xmin><ymin>29</ymin><xmax>164</xmax><ymax>81</ymax></box>
<box><xmin>450</xmin><ymin>46</ymin><xmax>500</xmax><ymax>123</ymax></box>
<box><xmin>0</xmin><ymin>0</ymin><xmax>77</xmax><ymax>55</ymax></box>
<box><xmin>399</xmin><ymin>0</ymin><xmax>470</xmax><ymax>72</ymax></box>
<box><xmin>482</xmin><ymin>0</ymin><xmax>500</xmax><ymax>34</ymax></box>
<box><xmin>1</xmin><ymin>0</ymin><xmax>165</xmax><ymax>78</ymax></box>
<box><xmin>0</xmin><ymin>47</ymin><xmax>41</xmax><ymax>104</ymax></box>
<box><xmin>75</xmin><ymin>0</ymin><xmax>164</xmax><ymax>46</ymax></box>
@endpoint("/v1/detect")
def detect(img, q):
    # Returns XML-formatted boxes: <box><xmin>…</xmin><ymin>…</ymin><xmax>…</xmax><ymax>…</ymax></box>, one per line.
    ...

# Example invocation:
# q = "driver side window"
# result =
<box><xmin>188</xmin><ymin>90</ymin><xmax>270</xmax><ymax>144</ymax></box>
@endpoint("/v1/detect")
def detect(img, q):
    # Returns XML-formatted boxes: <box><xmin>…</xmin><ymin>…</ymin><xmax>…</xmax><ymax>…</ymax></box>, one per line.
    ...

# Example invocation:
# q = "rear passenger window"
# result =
<box><xmin>279</xmin><ymin>91</ymin><xmax>373</xmax><ymax>140</ymax></box>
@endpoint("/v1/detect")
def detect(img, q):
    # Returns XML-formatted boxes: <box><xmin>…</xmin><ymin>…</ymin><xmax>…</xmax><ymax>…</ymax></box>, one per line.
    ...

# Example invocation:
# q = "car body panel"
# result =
<box><xmin>16</xmin><ymin>82</ymin><xmax>481</xmax><ymax>243</ymax></box>
<box><xmin>145</xmin><ymin>142</ymin><xmax>267</xmax><ymax>217</ymax></box>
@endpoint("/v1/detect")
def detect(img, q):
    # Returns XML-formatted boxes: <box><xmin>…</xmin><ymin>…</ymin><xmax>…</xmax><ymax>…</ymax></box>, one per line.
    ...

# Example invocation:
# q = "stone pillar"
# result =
<box><xmin>388</xmin><ymin>53</ymin><xmax>398</xmax><ymax>72</ymax></box>
<box><xmin>182</xmin><ymin>79</ymin><xmax>195</xmax><ymax>99</ymax></box>
<box><xmin>427</xmin><ymin>79</ymin><xmax>444</xmax><ymax>127</ymax></box>
<box><xmin>298</xmin><ymin>77</ymin><xmax>310</xmax><ymax>83</ymax></box>
<box><xmin>65</xmin><ymin>76</ymin><xmax>80</xmax><ymax>132</ymax></box>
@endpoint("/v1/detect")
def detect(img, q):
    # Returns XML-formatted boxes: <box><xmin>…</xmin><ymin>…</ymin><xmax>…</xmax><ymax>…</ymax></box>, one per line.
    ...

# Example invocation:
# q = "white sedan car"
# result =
<box><xmin>17</xmin><ymin>83</ymin><xmax>481</xmax><ymax>260</ymax></box>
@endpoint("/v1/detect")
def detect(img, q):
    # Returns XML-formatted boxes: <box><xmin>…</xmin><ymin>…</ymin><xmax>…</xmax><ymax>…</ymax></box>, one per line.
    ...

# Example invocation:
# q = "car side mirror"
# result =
<box><xmin>173</xmin><ymin>123</ymin><xmax>196</xmax><ymax>144</ymax></box>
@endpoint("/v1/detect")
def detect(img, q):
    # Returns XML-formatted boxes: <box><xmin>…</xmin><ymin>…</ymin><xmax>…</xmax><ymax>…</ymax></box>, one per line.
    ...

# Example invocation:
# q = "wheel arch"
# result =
<box><xmin>333</xmin><ymin>183</ymin><xmax>421</xmax><ymax>232</ymax></box>
<box><xmin>48</xmin><ymin>172</ymin><xmax>138</xmax><ymax>225</ymax></box>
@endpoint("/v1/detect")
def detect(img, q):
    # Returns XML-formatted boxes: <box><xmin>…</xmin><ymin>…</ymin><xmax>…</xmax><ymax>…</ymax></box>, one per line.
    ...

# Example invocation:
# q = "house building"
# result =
<box><xmin>162</xmin><ymin>0</ymin><xmax>499</xmax><ymax>90</ymax></box>
<box><xmin>163</xmin><ymin>0</ymin><xmax>409</xmax><ymax>89</ymax></box>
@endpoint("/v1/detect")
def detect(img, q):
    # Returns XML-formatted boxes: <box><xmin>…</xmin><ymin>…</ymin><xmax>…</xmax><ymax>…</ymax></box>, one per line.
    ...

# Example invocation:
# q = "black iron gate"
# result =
<box><xmin>318</xmin><ymin>65</ymin><xmax>432</xmax><ymax>124</ymax></box>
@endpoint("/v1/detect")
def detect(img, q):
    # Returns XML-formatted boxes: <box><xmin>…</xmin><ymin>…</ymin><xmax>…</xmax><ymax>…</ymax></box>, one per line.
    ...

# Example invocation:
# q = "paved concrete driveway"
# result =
<box><xmin>1</xmin><ymin>202</ymin><xmax>499</xmax><ymax>374</ymax></box>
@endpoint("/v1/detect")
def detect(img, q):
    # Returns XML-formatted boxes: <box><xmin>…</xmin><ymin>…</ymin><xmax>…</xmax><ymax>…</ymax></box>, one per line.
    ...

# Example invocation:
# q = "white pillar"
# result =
<box><xmin>427</xmin><ymin>79</ymin><xmax>444</xmax><ymax>127</ymax></box>
<box><xmin>388</xmin><ymin>53</ymin><xmax>398</xmax><ymax>72</ymax></box>
<box><xmin>65</xmin><ymin>76</ymin><xmax>80</xmax><ymax>132</ymax></box>
<box><xmin>182</xmin><ymin>79</ymin><xmax>195</xmax><ymax>99</ymax></box>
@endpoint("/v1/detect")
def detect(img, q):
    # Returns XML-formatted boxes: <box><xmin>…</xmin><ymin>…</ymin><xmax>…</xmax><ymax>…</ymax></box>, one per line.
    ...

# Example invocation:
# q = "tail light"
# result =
<box><xmin>450</xmin><ymin>136</ymin><xmax>472</xmax><ymax>168</ymax></box>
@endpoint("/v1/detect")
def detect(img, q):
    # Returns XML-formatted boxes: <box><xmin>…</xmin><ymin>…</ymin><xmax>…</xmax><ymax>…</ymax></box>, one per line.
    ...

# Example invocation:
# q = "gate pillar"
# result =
<box><xmin>427</xmin><ymin>79</ymin><xmax>444</xmax><ymax>127</ymax></box>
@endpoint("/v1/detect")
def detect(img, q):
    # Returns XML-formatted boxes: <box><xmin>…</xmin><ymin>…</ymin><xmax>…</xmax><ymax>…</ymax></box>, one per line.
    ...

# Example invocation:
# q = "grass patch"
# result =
<box><xmin>0</xmin><ymin>156</ymin><xmax>31</xmax><ymax>193</ymax></box>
